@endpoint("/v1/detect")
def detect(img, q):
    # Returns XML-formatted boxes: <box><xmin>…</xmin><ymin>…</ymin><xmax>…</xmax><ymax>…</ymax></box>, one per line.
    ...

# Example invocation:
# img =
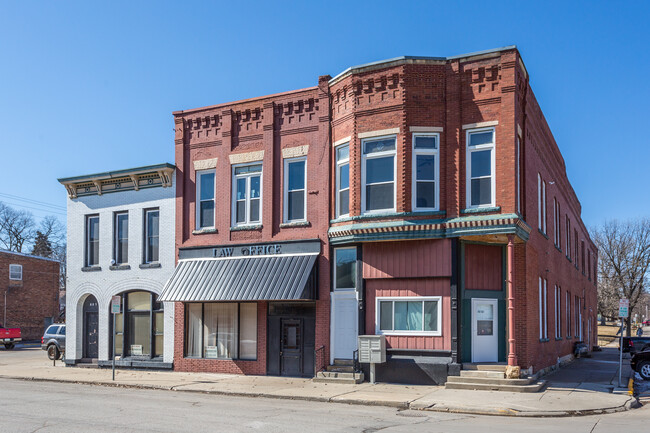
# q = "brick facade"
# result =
<box><xmin>0</xmin><ymin>250</ymin><xmax>60</xmax><ymax>340</ymax></box>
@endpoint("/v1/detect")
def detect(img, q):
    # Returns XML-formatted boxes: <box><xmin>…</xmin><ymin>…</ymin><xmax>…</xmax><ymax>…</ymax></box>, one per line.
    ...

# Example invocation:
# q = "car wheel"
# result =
<box><xmin>47</xmin><ymin>345</ymin><xmax>60</xmax><ymax>361</ymax></box>
<box><xmin>638</xmin><ymin>361</ymin><xmax>650</xmax><ymax>381</ymax></box>
<box><xmin>4</xmin><ymin>343</ymin><xmax>15</xmax><ymax>350</ymax></box>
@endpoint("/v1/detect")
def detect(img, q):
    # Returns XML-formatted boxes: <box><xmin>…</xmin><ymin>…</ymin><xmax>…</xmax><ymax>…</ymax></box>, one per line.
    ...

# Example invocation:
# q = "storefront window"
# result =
<box><xmin>112</xmin><ymin>291</ymin><xmax>164</xmax><ymax>358</ymax></box>
<box><xmin>377</xmin><ymin>297</ymin><xmax>441</xmax><ymax>335</ymax></box>
<box><xmin>185</xmin><ymin>302</ymin><xmax>257</xmax><ymax>360</ymax></box>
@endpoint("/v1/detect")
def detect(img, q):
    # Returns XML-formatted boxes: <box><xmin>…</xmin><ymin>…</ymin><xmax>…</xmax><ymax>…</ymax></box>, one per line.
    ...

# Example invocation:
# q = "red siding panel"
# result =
<box><xmin>465</xmin><ymin>244</ymin><xmax>503</xmax><ymax>291</ymax></box>
<box><xmin>362</xmin><ymin>239</ymin><xmax>451</xmax><ymax>279</ymax></box>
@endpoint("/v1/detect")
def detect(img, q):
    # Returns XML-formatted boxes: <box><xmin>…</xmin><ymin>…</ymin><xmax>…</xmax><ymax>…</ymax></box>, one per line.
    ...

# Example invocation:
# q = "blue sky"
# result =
<box><xmin>0</xmin><ymin>1</ymin><xmax>648</xmax><ymax>228</ymax></box>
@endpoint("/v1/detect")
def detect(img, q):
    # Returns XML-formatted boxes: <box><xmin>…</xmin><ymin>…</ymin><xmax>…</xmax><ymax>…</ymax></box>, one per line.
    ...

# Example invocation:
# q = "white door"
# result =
<box><xmin>471</xmin><ymin>298</ymin><xmax>498</xmax><ymax>363</ymax></box>
<box><xmin>330</xmin><ymin>291</ymin><xmax>358</xmax><ymax>362</ymax></box>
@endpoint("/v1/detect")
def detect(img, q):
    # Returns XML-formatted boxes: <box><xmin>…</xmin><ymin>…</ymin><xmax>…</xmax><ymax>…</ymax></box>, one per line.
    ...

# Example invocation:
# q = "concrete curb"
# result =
<box><xmin>0</xmin><ymin>374</ymin><xmax>639</xmax><ymax>417</ymax></box>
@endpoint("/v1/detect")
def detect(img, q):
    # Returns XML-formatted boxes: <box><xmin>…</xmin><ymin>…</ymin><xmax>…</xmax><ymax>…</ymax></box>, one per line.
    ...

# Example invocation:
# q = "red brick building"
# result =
<box><xmin>162</xmin><ymin>46</ymin><xmax>597</xmax><ymax>383</ymax></box>
<box><xmin>0</xmin><ymin>250</ymin><xmax>60</xmax><ymax>340</ymax></box>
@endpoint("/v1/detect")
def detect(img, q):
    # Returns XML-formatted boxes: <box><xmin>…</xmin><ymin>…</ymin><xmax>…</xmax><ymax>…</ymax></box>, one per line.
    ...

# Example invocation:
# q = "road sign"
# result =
<box><xmin>111</xmin><ymin>296</ymin><xmax>121</xmax><ymax>314</ymax></box>
<box><xmin>619</xmin><ymin>299</ymin><xmax>629</xmax><ymax>318</ymax></box>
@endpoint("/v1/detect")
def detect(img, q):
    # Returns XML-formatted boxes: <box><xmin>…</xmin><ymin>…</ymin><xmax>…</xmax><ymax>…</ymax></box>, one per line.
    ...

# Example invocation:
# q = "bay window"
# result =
<box><xmin>232</xmin><ymin>164</ymin><xmax>262</xmax><ymax>226</ymax></box>
<box><xmin>283</xmin><ymin>157</ymin><xmax>306</xmax><ymax>222</ymax></box>
<box><xmin>196</xmin><ymin>170</ymin><xmax>215</xmax><ymax>229</ymax></box>
<box><xmin>185</xmin><ymin>302</ymin><xmax>257</xmax><ymax>360</ymax></box>
<box><xmin>376</xmin><ymin>297</ymin><xmax>441</xmax><ymax>335</ymax></box>
<box><xmin>362</xmin><ymin>136</ymin><xmax>396</xmax><ymax>213</ymax></box>
<box><xmin>466</xmin><ymin>128</ymin><xmax>495</xmax><ymax>208</ymax></box>
<box><xmin>412</xmin><ymin>133</ymin><xmax>439</xmax><ymax>211</ymax></box>
<box><xmin>336</xmin><ymin>143</ymin><xmax>350</xmax><ymax>218</ymax></box>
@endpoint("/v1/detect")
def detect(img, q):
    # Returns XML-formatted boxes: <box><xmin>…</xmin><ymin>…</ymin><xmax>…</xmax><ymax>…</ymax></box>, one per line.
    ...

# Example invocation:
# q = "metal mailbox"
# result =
<box><xmin>358</xmin><ymin>335</ymin><xmax>386</xmax><ymax>364</ymax></box>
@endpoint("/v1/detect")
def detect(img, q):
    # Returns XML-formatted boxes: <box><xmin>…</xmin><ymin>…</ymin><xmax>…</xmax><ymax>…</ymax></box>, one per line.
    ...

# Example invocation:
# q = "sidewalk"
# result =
<box><xmin>0</xmin><ymin>345</ymin><xmax>639</xmax><ymax>417</ymax></box>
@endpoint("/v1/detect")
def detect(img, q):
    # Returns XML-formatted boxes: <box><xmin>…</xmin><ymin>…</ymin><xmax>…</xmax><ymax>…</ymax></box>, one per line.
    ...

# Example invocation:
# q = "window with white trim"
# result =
<box><xmin>362</xmin><ymin>136</ymin><xmax>396</xmax><ymax>213</ymax></box>
<box><xmin>86</xmin><ymin>215</ymin><xmax>99</xmax><ymax>267</ymax></box>
<box><xmin>554</xmin><ymin>285</ymin><xmax>562</xmax><ymax>339</ymax></box>
<box><xmin>196</xmin><ymin>170</ymin><xmax>215</xmax><ymax>229</ymax></box>
<box><xmin>114</xmin><ymin>212</ymin><xmax>128</xmax><ymax>265</ymax></box>
<box><xmin>538</xmin><ymin>174</ymin><xmax>547</xmax><ymax>233</ymax></box>
<box><xmin>377</xmin><ymin>297</ymin><xmax>442</xmax><ymax>336</ymax></box>
<box><xmin>539</xmin><ymin>277</ymin><xmax>548</xmax><ymax>340</ymax></box>
<box><xmin>144</xmin><ymin>209</ymin><xmax>159</xmax><ymax>264</ymax></box>
<box><xmin>412</xmin><ymin>133</ymin><xmax>439</xmax><ymax>211</ymax></box>
<box><xmin>466</xmin><ymin>128</ymin><xmax>495</xmax><ymax>208</ymax></box>
<box><xmin>566</xmin><ymin>216</ymin><xmax>571</xmax><ymax>260</ymax></box>
<box><xmin>566</xmin><ymin>291</ymin><xmax>571</xmax><ymax>338</ymax></box>
<box><xmin>333</xmin><ymin>247</ymin><xmax>356</xmax><ymax>291</ymax></box>
<box><xmin>232</xmin><ymin>163</ymin><xmax>262</xmax><ymax>226</ymax></box>
<box><xmin>575</xmin><ymin>295</ymin><xmax>580</xmax><ymax>338</ymax></box>
<box><xmin>553</xmin><ymin>198</ymin><xmax>561</xmax><ymax>249</ymax></box>
<box><xmin>283</xmin><ymin>157</ymin><xmax>306</xmax><ymax>222</ymax></box>
<box><xmin>9</xmin><ymin>264</ymin><xmax>22</xmax><ymax>281</ymax></box>
<box><xmin>335</xmin><ymin>143</ymin><xmax>350</xmax><ymax>218</ymax></box>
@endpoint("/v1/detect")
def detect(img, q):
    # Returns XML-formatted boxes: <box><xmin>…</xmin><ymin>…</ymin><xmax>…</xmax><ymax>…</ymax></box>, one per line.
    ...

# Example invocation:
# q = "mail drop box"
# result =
<box><xmin>358</xmin><ymin>335</ymin><xmax>386</xmax><ymax>364</ymax></box>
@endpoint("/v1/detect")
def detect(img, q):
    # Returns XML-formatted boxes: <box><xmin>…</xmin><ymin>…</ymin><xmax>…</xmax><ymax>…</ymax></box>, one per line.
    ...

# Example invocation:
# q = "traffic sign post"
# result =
<box><xmin>111</xmin><ymin>296</ymin><xmax>121</xmax><ymax>381</ymax></box>
<box><xmin>618</xmin><ymin>298</ymin><xmax>629</xmax><ymax>387</ymax></box>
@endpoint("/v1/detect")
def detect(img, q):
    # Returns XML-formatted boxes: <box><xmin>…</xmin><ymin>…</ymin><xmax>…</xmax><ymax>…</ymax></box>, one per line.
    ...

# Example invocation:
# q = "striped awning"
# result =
<box><xmin>158</xmin><ymin>253</ymin><xmax>318</xmax><ymax>302</ymax></box>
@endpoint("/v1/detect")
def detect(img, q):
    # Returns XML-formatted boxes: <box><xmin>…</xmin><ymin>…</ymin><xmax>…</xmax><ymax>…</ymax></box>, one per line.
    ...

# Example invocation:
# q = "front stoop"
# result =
<box><xmin>313</xmin><ymin>359</ymin><xmax>365</xmax><ymax>384</ymax></box>
<box><xmin>445</xmin><ymin>365</ymin><xmax>546</xmax><ymax>392</ymax></box>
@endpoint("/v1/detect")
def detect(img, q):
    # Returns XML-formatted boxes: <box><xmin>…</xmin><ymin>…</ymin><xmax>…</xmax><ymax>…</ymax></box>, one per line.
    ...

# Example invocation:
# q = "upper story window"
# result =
<box><xmin>539</xmin><ymin>277</ymin><xmax>548</xmax><ymax>340</ymax></box>
<box><xmin>196</xmin><ymin>170</ymin><xmax>215</xmax><ymax>229</ymax></box>
<box><xmin>232</xmin><ymin>163</ymin><xmax>262</xmax><ymax>226</ymax></box>
<box><xmin>144</xmin><ymin>209</ymin><xmax>159</xmax><ymax>264</ymax></box>
<box><xmin>114</xmin><ymin>212</ymin><xmax>128</xmax><ymax>265</ymax></box>
<box><xmin>283</xmin><ymin>157</ymin><xmax>306</xmax><ymax>223</ymax></box>
<box><xmin>412</xmin><ymin>133</ymin><xmax>439</xmax><ymax>211</ymax></box>
<box><xmin>466</xmin><ymin>128</ymin><xmax>495</xmax><ymax>208</ymax></box>
<box><xmin>553</xmin><ymin>198</ymin><xmax>561</xmax><ymax>249</ymax></box>
<box><xmin>362</xmin><ymin>136</ymin><xmax>396</xmax><ymax>214</ymax></box>
<box><xmin>333</xmin><ymin>247</ymin><xmax>357</xmax><ymax>291</ymax></box>
<box><xmin>335</xmin><ymin>143</ymin><xmax>350</xmax><ymax>218</ymax></box>
<box><xmin>574</xmin><ymin>229</ymin><xmax>579</xmax><ymax>269</ymax></box>
<box><xmin>538</xmin><ymin>174</ymin><xmax>547</xmax><ymax>233</ymax></box>
<box><xmin>566</xmin><ymin>216</ymin><xmax>571</xmax><ymax>260</ymax></box>
<box><xmin>9</xmin><ymin>264</ymin><xmax>22</xmax><ymax>281</ymax></box>
<box><xmin>86</xmin><ymin>215</ymin><xmax>99</xmax><ymax>267</ymax></box>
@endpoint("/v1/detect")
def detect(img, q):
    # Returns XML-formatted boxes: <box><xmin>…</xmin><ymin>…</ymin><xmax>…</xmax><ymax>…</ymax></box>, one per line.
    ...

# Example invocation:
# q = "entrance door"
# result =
<box><xmin>83</xmin><ymin>295</ymin><xmax>99</xmax><ymax>359</ymax></box>
<box><xmin>471</xmin><ymin>298</ymin><xmax>498</xmax><ymax>363</ymax></box>
<box><xmin>280</xmin><ymin>319</ymin><xmax>303</xmax><ymax>376</ymax></box>
<box><xmin>330</xmin><ymin>291</ymin><xmax>358</xmax><ymax>362</ymax></box>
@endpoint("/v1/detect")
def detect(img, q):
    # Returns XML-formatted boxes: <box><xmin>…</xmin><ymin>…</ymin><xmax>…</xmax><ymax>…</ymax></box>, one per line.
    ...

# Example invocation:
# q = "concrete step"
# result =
<box><xmin>445</xmin><ymin>380</ymin><xmax>546</xmax><ymax>393</ymax></box>
<box><xmin>462</xmin><ymin>363</ymin><xmax>507</xmax><ymax>371</ymax></box>
<box><xmin>459</xmin><ymin>370</ymin><xmax>505</xmax><ymax>379</ymax></box>
<box><xmin>326</xmin><ymin>365</ymin><xmax>355</xmax><ymax>373</ymax></box>
<box><xmin>447</xmin><ymin>376</ymin><xmax>535</xmax><ymax>386</ymax></box>
<box><xmin>313</xmin><ymin>371</ymin><xmax>364</xmax><ymax>384</ymax></box>
<box><xmin>333</xmin><ymin>359</ymin><xmax>354</xmax><ymax>366</ymax></box>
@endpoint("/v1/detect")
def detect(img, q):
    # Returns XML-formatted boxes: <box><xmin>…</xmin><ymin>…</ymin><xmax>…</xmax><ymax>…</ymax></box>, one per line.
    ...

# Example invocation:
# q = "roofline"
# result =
<box><xmin>329</xmin><ymin>45</ymin><xmax>518</xmax><ymax>85</ymax></box>
<box><xmin>57</xmin><ymin>163</ymin><xmax>175</xmax><ymax>184</ymax></box>
<box><xmin>0</xmin><ymin>249</ymin><xmax>60</xmax><ymax>263</ymax></box>
<box><xmin>173</xmin><ymin>86</ymin><xmax>319</xmax><ymax>116</ymax></box>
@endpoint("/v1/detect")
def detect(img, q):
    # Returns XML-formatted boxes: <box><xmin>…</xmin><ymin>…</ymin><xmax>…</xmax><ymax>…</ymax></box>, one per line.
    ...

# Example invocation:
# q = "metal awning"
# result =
<box><xmin>158</xmin><ymin>253</ymin><xmax>318</xmax><ymax>302</ymax></box>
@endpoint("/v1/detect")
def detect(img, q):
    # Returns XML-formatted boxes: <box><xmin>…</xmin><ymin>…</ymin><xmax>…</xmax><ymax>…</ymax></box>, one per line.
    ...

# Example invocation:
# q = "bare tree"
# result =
<box><xmin>593</xmin><ymin>218</ymin><xmax>650</xmax><ymax>336</ymax></box>
<box><xmin>0</xmin><ymin>202</ymin><xmax>36</xmax><ymax>252</ymax></box>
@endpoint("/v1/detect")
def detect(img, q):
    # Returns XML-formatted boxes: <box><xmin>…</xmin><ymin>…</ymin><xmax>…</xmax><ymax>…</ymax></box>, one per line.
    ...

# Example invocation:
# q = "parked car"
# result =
<box><xmin>0</xmin><ymin>326</ymin><xmax>21</xmax><ymax>349</ymax></box>
<box><xmin>41</xmin><ymin>324</ymin><xmax>65</xmax><ymax>360</ymax></box>
<box><xmin>643</xmin><ymin>320</ymin><xmax>650</xmax><ymax>326</ymax></box>
<box><xmin>622</xmin><ymin>336</ymin><xmax>650</xmax><ymax>354</ymax></box>
<box><xmin>631</xmin><ymin>350</ymin><xmax>650</xmax><ymax>380</ymax></box>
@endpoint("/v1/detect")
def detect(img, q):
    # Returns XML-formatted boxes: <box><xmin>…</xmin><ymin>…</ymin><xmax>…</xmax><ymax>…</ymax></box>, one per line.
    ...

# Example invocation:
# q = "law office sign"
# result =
<box><xmin>619</xmin><ymin>298</ymin><xmax>629</xmax><ymax>318</ymax></box>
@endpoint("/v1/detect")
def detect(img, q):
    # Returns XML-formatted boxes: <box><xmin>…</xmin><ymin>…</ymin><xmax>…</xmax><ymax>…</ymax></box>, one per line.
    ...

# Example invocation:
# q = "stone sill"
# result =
<box><xmin>539</xmin><ymin>338</ymin><xmax>550</xmax><ymax>343</ymax></box>
<box><xmin>460</xmin><ymin>206</ymin><xmax>501</xmax><ymax>215</ymax></box>
<box><xmin>81</xmin><ymin>266</ymin><xmax>102</xmax><ymax>272</ymax></box>
<box><xmin>109</xmin><ymin>265</ymin><xmax>131</xmax><ymax>271</ymax></box>
<box><xmin>279</xmin><ymin>221</ymin><xmax>311</xmax><ymax>229</ymax></box>
<box><xmin>192</xmin><ymin>228</ymin><xmax>218</xmax><ymax>235</ymax></box>
<box><xmin>230</xmin><ymin>224</ymin><xmax>262</xmax><ymax>232</ymax></box>
<box><xmin>538</xmin><ymin>229</ymin><xmax>549</xmax><ymax>240</ymax></box>
<box><xmin>139</xmin><ymin>263</ymin><xmax>162</xmax><ymax>269</ymax></box>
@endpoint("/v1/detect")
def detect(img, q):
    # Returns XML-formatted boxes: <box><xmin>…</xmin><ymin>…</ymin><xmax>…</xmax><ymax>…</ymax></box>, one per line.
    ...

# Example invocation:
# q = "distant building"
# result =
<box><xmin>164</xmin><ymin>46</ymin><xmax>597</xmax><ymax>384</ymax></box>
<box><xmin>59</xmin><ymin>164</ymin><xmax>176</xmax><ymax>367</ymax></box>
<box><xmin>0</xmin><ymin>250</ymin><xmax>60</xmax><ymax>340</ymax></box>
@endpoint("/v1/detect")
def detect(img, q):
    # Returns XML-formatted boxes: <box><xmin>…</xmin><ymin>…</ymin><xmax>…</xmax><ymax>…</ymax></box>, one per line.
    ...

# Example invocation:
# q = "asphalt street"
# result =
<box><xmin>0</xmin><ymin>378</ymin><xmax>648</xmax><ymax>433</ymax></box>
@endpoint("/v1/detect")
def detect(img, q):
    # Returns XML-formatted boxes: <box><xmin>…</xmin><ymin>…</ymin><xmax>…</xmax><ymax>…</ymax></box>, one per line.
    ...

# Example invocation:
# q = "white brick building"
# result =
<box><xmin>59</xmin><ymin>164</ymin><xmax>176</xmax><ymax>367</ymax></box>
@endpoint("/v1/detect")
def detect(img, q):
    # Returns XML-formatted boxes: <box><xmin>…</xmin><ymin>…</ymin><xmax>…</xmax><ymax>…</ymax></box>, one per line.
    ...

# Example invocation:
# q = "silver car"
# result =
<box><xmin>41</xmin><ymin>324</ymin><xmax>66</xmax><ymax>360</ymax></box>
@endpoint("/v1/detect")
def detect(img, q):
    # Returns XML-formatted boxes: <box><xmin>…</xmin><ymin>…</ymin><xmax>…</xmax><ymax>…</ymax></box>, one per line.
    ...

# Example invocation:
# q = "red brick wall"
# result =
<box><xmin>0</xmin><ymin>252</ymin><xmax>60</xmax><ymax>340</ymax></box>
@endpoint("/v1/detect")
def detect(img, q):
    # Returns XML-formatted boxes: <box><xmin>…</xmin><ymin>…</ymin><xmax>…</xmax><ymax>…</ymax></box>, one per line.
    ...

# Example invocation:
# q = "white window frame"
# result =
<box><xmin>9</xmin><ymin>264</ymin><xmax>22</xmax><ymax>281</ymax></box>
<box><xmin>335</xmin><ymin>142</ymin><xmax>350</xmax><ymax>218</ymax></box>
<box><xmin>333</xmin><ymin>247</ymin><xmax>356</xmax><ymax>291</ymax></box>
<box><xmin>283</xmin><ymin>157</ymin><xmax>307</xmax><ymax>223</ymax></box>
<box><xmin>375</xmin><ymin>296</ymin><xmax>442</xmax><ymax>336</ymax></box>
<box><xmin>114</xmin><ymin>211</ymin><xmax>129</xmax><ymax>265</ymax></box>
<box><xmin>542</xmin><ymin>180</ymin><xmax>547</xmax><ymax>233</ymax></box>
<box><xmin>231</xmin><ymin>163</ymin><xmax>263</xmax><ymax>227</ymax></box>
<box><xmin>554</xmin><ymin>285</ymin><xmax>561</xmax><ymax>339</ymax></box>
<box><xmin>566</xmin><ymin>217</ymin><xmax>571</xmax><ymax>259</ymax></box>
<box><xmin>85</xmin><ymin>215</ymin><xmax>99</xmax><ymax>267</ymax></box>
<box><xmin>539</xmin><ymin>277</ymin><xmax>548</xmax><ymax>340</ymax></box>
<box><xmin>144</xmin><ymin>208</ymin><xmax>159</xmax><ymax>264</ymax></box>
<box><xmin>196</xmin><ymin>169</ymin><xmax>216</xmax><ymax>229</ymax></box>
<box><xmin>466</xmin><ymin>127</ymin><xmax>496</xmax><ymax>209</ymax></box>
<box><xmin>553</xmin><ymin>198</ymin><xmax>557</xmax><ymax>246</ymax></box>
<box><xmin>411</xmin><ymin>133</ymin><xmax>440</xmax><ymax>212</ymax></box>
<box><xmin>566</xmin><ymin>291</ymin><xmax>571</xmax><ymax>338</ymax></box>
<box><xmin>361</xmin><ymin>135</ymin><xmax>397</xmax><ymax>214</ymax></box>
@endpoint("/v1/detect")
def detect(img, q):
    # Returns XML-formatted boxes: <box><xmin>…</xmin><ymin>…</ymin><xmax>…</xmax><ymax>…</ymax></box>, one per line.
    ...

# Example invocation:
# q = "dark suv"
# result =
<box><xmin>41</xmin><ymin>324</ymin><xmax>66</xmax><ymax>360</ymax></box>
<box><xmin>631</xmin><ymin>349</ymin><xmax>650</xmax><ymax>380</ymax></box>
